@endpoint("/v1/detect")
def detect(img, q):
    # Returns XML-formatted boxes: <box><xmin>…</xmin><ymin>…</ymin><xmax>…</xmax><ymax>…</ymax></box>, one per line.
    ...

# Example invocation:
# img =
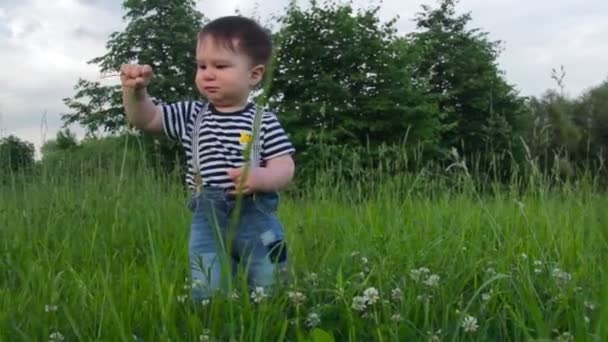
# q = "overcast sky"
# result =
<box><xmin>1</xmin><ymin>0</ymin><xmax>607</xmax><ymax>155</ymax></box>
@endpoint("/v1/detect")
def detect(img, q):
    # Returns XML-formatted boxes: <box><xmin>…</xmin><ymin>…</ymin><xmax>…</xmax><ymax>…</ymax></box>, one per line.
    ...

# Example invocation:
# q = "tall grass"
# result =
<box><xmin>1</xmin><ymin>144</ymin><xmax>607</xmax><ymax>341</ymax></box>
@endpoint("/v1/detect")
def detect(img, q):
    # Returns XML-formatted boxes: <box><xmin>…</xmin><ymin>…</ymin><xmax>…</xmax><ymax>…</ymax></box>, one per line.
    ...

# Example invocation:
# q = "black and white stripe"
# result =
<box><xmin>161</xmin><ymin>100</ymin><xmax>295</xmax><ymax>190</ymax></box>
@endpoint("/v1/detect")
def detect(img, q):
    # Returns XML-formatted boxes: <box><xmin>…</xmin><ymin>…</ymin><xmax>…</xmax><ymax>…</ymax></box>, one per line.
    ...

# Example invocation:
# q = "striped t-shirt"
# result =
<box><xmin>161</xmin><ymin>100</ymin><xmax>295</xmax><ymax>190</ymax></box>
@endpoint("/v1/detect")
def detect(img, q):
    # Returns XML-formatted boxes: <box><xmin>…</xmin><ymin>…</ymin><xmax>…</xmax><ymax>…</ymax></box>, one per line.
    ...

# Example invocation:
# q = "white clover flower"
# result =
<box><xmin>461</xmin><ymin>315</ymin><xmax>479</xmax><ymax>333</ymax></box>
<box><xmin>350</xmin><ymin>251</ymin><xmax>360</xmax><ymax>258</ymax></box>
<box><xmin>307</xmin><ymin>273</ymin><xmax>319</xmax><ymax>285</ymax></box>
<box><xmin>481</xmin><ymin>291</ymin><xmax>492</xmax><ymax>302</ymax></box>
<box><xmin>287</xmin><ymin>291</ymin><xmax>307</xmax><ymax>305</ymax></box>
<box><xmin>251</xmin><ymin>287</ymin><xmax>267</xmax><ymax>304</ymax></box>
<box><xmin>534</xmin><ymin>268</ymin><xmax>543</xmax><ymax>274</ymax></box>
<box><xmin>391</xmin><ymin>313</ymin><xmax>402</xmax><ymax>323</ymax></box>
<box><xmin>427</xmin><ymin>329</ymin><xmax>442</xmax><ymax>342</ymax></box>
<box><xmin>552</xmin><ymin>268</ymin><xmax>572</xmax><ymax>285</ymax></box>
<box><xmin>199</xmin><ymin>329</ymin><xmax>211</xmax><ymax>342</ymax></box>
<box><xmin>351</xmin><ymin>296</ymin><xmax>367</xmax><ymax>311</ymax></box>
<box><xmin>306</xmin><ymin>312</ymin><xmax>321</xmax><ymax>328</ymax></box>
<box><xmin>391</xmin><ymin>288</ymin><xmax>403</xmax><ymax>303</ymax></box>
<box><xmin>584</xmin><ymin>301</ymin><xmax>596</xmax><ymax>311</ymax></box>
<box><xmin>230</xmin><ymin>291</ymin><xmax>240</xmax><ymax>301</ymax></box>
<box><xmin>201</xmin><ymin>299</ymin><xmax>210</xmax><ymax>306</ymax></box>
<box><xmin>410</xmin><ymin>267</ymin><xmax>431</xmax><ymax>282</ymax></box>
<box><xmin>423</xmin><ymin>274</ymin><xmax>440</xmax><ymax>288</ymax></box>
<box><xmin>361</xmin><ymin>257</ymin><xmax>369</xmax><ymax>265</ymax></box>
<box><xmin>49</xmin><ymin>331</ymin><xmax>65</xmax><ymax>341</ymax></box>
<box><xmin>557</xmin><ymin>331</ymin><xmax>573</xmax><ymax>342</ymax></box>
<box><xmin>363</xmin><ymin>287</ymin><xmax>380</xmax><ymax>305</ymax></box>
<box><xmin>521</xmin><ymin>253</ymin><xmax>528</xmax><ymax>260</ymax></box>
<box><xmin>177</xmin><ymin>294</ymin><xmax>188</xmax><ymax>303</ymax></box>
<box><xmin>45</xmin><ymin>304</ymin><xmax>58</xmax><ymax>313</ymax></box>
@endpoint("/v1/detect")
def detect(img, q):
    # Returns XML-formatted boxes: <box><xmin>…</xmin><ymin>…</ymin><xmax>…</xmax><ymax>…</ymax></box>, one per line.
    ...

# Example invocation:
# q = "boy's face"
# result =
<box><xmin>195</xmin><ymin>36</ymin><xmax>265</xmax><ymax>110</ymax></box>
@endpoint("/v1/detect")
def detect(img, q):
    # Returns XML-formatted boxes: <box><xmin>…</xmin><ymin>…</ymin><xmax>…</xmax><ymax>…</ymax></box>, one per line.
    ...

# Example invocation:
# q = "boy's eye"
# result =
<box><xmin>198</xmin><ymin>64</ymin><xmax>206</xmax><ymax>70</ymax></box>
<box><xmin>216</xmin><ymin>65</ymin><xmax>228</xmax><ymax>69</ymax></box>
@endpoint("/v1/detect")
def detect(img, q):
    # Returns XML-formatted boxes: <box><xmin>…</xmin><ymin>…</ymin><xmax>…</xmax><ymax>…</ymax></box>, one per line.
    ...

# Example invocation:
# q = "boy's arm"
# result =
<box><xmin>121</xmin><ymin>64</ymin><xmax>163</xmax><ymax>133</ymax></box>
<box><xmin>259</xmin><ymin>154</ymin><xmax>295</xmax><ymax>191</ymax></box>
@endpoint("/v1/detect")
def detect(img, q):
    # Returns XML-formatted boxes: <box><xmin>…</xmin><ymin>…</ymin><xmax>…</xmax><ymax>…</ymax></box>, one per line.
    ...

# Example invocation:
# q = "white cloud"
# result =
<box><xmin>1</xmin><ymin>0</ymin><xmax>607</xmax><ymax>154</ymax></box>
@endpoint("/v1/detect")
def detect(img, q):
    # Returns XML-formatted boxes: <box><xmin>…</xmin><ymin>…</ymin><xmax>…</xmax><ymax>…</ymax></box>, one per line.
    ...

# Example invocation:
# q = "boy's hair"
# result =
<box><xmin>199</xmin><ymin>16</ymin><xmax>272</xmax><ymax>67</ymax></box>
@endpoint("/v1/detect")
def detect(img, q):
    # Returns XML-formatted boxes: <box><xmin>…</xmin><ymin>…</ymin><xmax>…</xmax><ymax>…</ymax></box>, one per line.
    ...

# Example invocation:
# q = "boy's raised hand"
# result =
<box><xmin>120</xmin><ymin>64</ymin><xmax>153</xmax><ymax>90</ymax></box>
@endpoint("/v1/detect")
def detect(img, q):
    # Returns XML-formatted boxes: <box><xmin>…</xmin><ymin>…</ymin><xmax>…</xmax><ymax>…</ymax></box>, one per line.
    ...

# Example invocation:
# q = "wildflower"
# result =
<box><xmin>201</xmin><ymin>299</ymin><xmax>210</xmax><ymax>306</ymax></box>
<box><xmin>428</xmin><ymin>329</ymin><xmax>442</xmax><ymax>342</ymax></box>
<box><xmin>391</xmin><ymin>288</ymin><xmax>403</xmax><ymax>303</ymax></box>
<box><xmin>45</xmin><ymin>304</ymin><xmax>58</xmax><ymax>313</ymax></box>
<box><xmin>361</xmin><ymin>257</ymin><xmax>369</xmax><ymax>265</ymax></box>
<box><xmin>584</xmin><ymin>316</ymin><xmax>590</xmax><ymax>324</ymax></box>
<box><xmin>306</xmin><ymin>312</ymin><xmax>321</xmax><ymax>328</ymax></box>
<box><xmin>485</xmin><ymin>267</ymin><xmax>497</xmax><ymax>276</ymax></box>
<box><xmin>534</xmin><ymin>268</ymin><xmax>542</xmax><ymax>274</ymax></box>
<box><xmin>481</xmin><ymin>291</ymin><xmax>492</xmax><ymax>302</ymax></box>
<box><xmin>410</xmin><ymin>267</ymin><xmax>430</xmax><ymax>282</ymax></box>
<box><xmin>461</xmin><ymin>315</ymin><xmax>479</xmax><ymax>333</ymax></box>
<box><xmin>177</xmin><ymin>294</ymin><xmax>188</xmax><ymax>303</ymax></box>
<box><xmin>251</xmin><ymin>287</ymin><xmax>267</xmax><ymax>304</ymax></box>
<box><xmin>307</xmin><ymin>273</ymin><xmax>319</xmax><ymax>285</ymax></box>
<box><xmin>49</xmin><ymin>331</ymin><xmax>64</xmax><ymax>341</ymax></box>
<box><xmin>584</xmin><ymin>301</ymin><xmax>596</xmax><ymax>311</ymax></box>
<box><xmin>423</xmin><ymin>274</ymin><xmax>440</xmax><ymax>288</ymax></box>
<box><xmin>287</xmin><ymin>291</ymin><xmax>307</xmax><ymax>305</ymax></box>
<box><xmin>199</xmin><ymin>329</ymin><xmax>211</xmax><ymax>342</ymax></box>
<box><xmin>557</xmin><ymin>331</ymin><xmax>573</xmax><ymax>341</ymax></box>
<box><xmin>230</xmin><ymin>291</ymin><xmax>240</xmax><ymax>301</ymax></box>
<box><xmin>391</xmin><ymin>313</ymin><xmax>402</xmax><ymax>323</ymax></box>
<box><xmin>350</xmin><ymin>251</ymin><xmax>360</xmax><ymax>258</ymax></box>
<box><xmin>363</xmin><ymin>287</ymin><xmax>380</xmax><ymax>305</ymax></box>
<box><xmin>552</xmin><ymin>268</ymin><xmax>572</xmax><ymax>285</ymax></box>
<box><xmin>351</xmin><ymin>296</ymin><xmax>367</xmax><ymax>311</ymax></box>
<box><xmin>521</xmin><ymin>253</ymin><xmax>528</xmax><ymax>260</ymax></box>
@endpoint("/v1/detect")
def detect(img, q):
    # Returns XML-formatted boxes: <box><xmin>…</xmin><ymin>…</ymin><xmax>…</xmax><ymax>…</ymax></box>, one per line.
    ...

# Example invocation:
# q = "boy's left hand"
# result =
<box><xmin>227</xmin><ymin>167</ymin><xmax>266</xmax><ymax>195</ymax></box>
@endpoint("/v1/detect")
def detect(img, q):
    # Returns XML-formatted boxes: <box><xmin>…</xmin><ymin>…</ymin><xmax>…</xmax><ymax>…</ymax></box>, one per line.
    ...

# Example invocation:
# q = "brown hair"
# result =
<box><xmin>198</xmin><ymin>16</ymin><xmax>272</xmax><ymax>67</ymax></box>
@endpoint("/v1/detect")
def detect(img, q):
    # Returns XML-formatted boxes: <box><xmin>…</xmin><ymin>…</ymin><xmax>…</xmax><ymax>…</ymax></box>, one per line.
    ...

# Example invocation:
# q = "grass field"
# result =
<box><xmin>1</xmin><ymin>159</ymin><xmax>607</xmax><ymax>341</ymax></box>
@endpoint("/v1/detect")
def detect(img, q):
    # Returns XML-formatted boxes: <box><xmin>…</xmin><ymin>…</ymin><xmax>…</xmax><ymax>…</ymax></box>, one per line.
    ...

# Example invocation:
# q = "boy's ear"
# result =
<box><xmin>249</xmin><ymin>64</ymin><xmax>266</xmax><ymax>86</ymax></box>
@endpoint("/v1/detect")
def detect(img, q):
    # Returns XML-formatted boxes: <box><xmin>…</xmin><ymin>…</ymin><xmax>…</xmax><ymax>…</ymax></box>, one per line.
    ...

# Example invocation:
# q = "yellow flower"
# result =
<box><xmin>240</xmin><ymin>132</ymin><xmax>253</xmax><ymax>144</ymax></box>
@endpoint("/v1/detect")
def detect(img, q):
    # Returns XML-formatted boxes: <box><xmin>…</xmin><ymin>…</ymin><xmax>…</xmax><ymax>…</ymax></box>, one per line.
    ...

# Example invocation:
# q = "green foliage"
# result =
<box><xmin>40</xmin><ymin>133</ymin><xmax>151</xmax><ymax>183</ymax></box>
<box><xmin>61</xmin><ymin>0</ymin><xmax>206</xmax><ymax>172</ymax></box>
<box><xmin>270</xmin><ymin>1</ymin><xmax>442</xmax><ymax>161</ymax></box>
<box><xmin>0</xmin><ymin>135</ymin><xmax>35</xmax><ymax>176</ymax></box>
<box><xmin>409</xmin><ymin>0</ymin><xmax>527</xmax><ymax>157</ymax></box>
<box><xmin>1</xmin><ymin>155</ymin><xmax>606</xmax><ymax>340</ymax></box>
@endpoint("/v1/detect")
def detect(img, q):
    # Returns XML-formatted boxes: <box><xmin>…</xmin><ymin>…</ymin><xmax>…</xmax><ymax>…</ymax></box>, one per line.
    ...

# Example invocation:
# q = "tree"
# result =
<box><xmin>270</xmin><ymin>1</ymin><xmax>442</xmax><ymax>160</ymax></box>
<box><xmin>409</xmin><ymin>0</ymin><xmax>527</xmax><ymax>159</ymax></box>
<box><xmin>61</xmin><ymin>0</ymin><xmax>205</xmax><ymax>171</ymax></box>
<box><xmin>41</xmin><ymin>128</ymin><xmax>79</xmax><ymax>161</ymax></box>
<box><xmin>573</xmin><ymin>78</ymin><xmax>608</xmax><ymax>163</ymax></box>
<box><xmin>0</xmin><ymin>135</ymin><xmax>35</xmax><ymax>174</ymax></box>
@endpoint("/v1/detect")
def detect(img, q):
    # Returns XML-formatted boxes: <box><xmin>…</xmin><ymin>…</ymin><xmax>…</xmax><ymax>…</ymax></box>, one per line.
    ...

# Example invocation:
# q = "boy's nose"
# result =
<box><xmin>202</xmin><ymin>69</ymin><xmax>215</xmax><ymax>80</ymax></box>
